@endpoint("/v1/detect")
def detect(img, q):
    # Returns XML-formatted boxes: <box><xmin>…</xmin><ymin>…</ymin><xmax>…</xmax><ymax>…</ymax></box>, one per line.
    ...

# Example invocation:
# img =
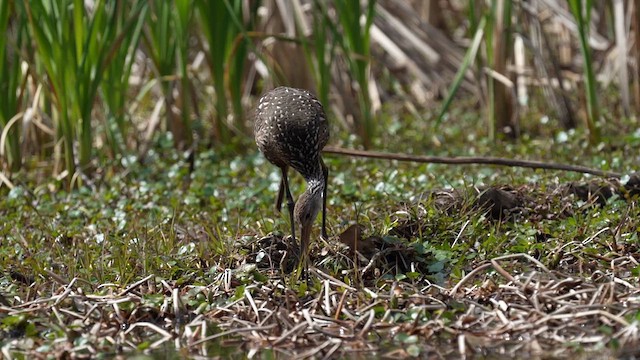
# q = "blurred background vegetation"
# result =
<box><xmin>0</xmin><ymin>0</ymin><xmax>638</xmax><ymax>187</ymax></box>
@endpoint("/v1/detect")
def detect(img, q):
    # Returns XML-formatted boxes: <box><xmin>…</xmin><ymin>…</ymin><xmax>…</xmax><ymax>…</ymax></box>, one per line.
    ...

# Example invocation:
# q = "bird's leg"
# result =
<box><xmin>301</xmin><ymin>236</ymin><xmax>308</xmax><ymax>283</ymax></box>
<box><xmin>275</xmin><ymin>176</ymin><xmax>285</xmax><ymax>212</ymax></box>
<box><xmin>321</xmin><ymin>159</ymin><xmax>329</xmax><ymax>240</ymax></box>
<box><xmin>300</xmin><ymin>223</ymin><xmax>313</xmax><ymax>284</ymax></box>
<box><xmin>280</xmin><ymin>167</ymin><xmax>297</xmax><ymax>247</ymax></box>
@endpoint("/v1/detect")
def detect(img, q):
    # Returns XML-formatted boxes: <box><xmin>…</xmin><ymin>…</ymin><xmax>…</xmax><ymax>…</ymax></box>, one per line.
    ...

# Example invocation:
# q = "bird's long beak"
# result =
<box><xmin>300</xmin><ymin>223</ymin><xmax>312</xmax><ymax>268</ymax></box>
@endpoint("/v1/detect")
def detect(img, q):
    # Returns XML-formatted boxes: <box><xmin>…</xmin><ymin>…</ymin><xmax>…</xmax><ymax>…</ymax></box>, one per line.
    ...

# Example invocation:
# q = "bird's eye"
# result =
<box><xmin>305</xmin><ymin>213</ymin><xmax>311</xmax><ymax>220</ymax></box>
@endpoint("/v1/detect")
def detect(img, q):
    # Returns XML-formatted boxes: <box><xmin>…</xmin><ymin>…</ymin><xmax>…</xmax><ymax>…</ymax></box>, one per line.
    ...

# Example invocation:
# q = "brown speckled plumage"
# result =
<box><xmin>255</xmin><ymin>87</ymin><xmax>329</xmax><ymax>177</ymax></box>
<box><xmin>254</xmin><ymin>87</ymin><xmax>329</xmax><ymax>275</ymax></box>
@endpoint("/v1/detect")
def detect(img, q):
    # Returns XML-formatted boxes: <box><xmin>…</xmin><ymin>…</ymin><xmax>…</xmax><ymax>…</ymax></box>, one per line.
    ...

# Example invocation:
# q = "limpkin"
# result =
<box><xmin>254</xmin><ymin>87</ymin><xmax>329</xmax><ymax>274</ymax></box>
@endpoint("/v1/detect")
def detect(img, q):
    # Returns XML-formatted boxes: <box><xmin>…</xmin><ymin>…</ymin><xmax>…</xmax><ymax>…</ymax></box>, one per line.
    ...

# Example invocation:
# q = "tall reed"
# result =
<box><xmin>438</xmin><ymin>2</ymin><xmax>514</xmax><ymax>139</ymax></box>
<box><xmin>297</xmin><ymin>0</ymin><xmax>336</xmax><ymax>109</ymax></box>
<box><xmin>101</xmin><ymin>2</ymin><xmax>148</xmax><ymax>156</ymax></box>
<box><xmin>23</xmin><ymin>0</ymin><xmax>144</xmax><ymax>179</ymax></box>
<box><xmin>145</xmin><ymin>1</ymin><xmax>193</xmax><ymax>150</ymax></box>
<box><xmin>197</xmin><ymin>0</ymin><xmax>251</xmax><ymax>141</ymax></box>
<box><xmin>568</xmin><ymin>0</ymin><xmax>601</xmax><ymax>143</ymax></box>
<box><xmin>333</xmin><ymin>0</ymin><xmax>376</xmax><ymax>148</ymax></box>
<box><xmin>437</xmin><ymin>17</ymin><xmax>486</xmax><ymax>128</ymax></box>
<box><xmin>0</xmin><ymin>1</ymin><xmax>24</xmax><ymax>172</ymax></box>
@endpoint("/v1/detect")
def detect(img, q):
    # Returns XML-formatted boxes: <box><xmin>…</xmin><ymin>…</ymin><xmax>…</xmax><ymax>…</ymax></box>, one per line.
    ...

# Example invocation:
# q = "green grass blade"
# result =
<box><xmin>174</xmin><ymin>0</ymin><xmax>194</xmax><ymax>148</ymax></box>
<box><xmin>567</xmin><ymin>0</ymin><xmax>600</xmax><ymax>143</ymax></box>
<box><xmin>222</xmin><ymin>0</ymin><xmax>252</xmax><ymax>126</ymax></box>
<box><xmin>22</xmin><ymin>0</ymin><xmax>152</xmax><ymax>179</ymax></box>
<box><xmin>333</xmin><ymin>0</ymin><xmax>376</xmax><ymax>148</ymax></box>
<box><xmin>101</xmin><ymin>2</ymin><xmax>148</xmax><ymax>155</ymax></box>
<box><xmin>437</xmin><ymin>16</ymin><xmax>487</xmax><ymax>127</ymax></box>
<box><xmin>0</xmin><ymin>0</ymin><xmax>23</xmax><ymax>171</ymax></box>
<box><xmin>197</xmin><ymin>0</ymin><xmax>251</xmax><ymax>141</ymax></box>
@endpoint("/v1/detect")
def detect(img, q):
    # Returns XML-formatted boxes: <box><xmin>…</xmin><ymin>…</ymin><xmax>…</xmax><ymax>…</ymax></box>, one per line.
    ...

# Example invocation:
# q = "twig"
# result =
<box><xmin>311</xmin><ymin>268</ymin><xmax>357</xmax><ymax>291</ymax></box>
<box><xmin>272</xmin><ymin>322</ymin><xmax>308</xmax><ymax>345</ymax></box>
<box><xmin>188</xmin><ymin>324</ymin><xmax>278</xmax><ymax>347</ymax></box>
<box><xmin>449</xmin><ymin>262</ymin><xmax>493</xmax><ymax>296</ymax></box>
<box><xmin>535</xmin><ymin>310</ymin><xmax>630</xmax><ymax>327</ymax></box>
<box><xmin>324</xmin><ymin>146</ymin><xmax>622</xmax><ymax>178</ymax></box>
<box><xmin>53</xmin><ymin>278</ymin><xmax>78</xmax><ymax>306</ymax></box>
<box><xmin>117</xmin><ymin>274</ymin><xmax>154</xmax><ymax>296</ymax></box>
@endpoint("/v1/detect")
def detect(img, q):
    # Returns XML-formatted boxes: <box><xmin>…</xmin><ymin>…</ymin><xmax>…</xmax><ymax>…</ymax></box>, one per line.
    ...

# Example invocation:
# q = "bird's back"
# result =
<box><xmin>254</xmin><ymin>87</ymin><xmax>329</xmax><ymax>176</ymax></box>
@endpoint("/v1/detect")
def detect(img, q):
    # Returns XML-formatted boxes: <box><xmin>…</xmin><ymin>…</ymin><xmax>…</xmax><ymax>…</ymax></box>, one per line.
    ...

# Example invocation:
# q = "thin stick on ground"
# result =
<box><xmin>324</xmin><ymin>146</ymin><xmax>622</xmax><ymax>178</ymax></box>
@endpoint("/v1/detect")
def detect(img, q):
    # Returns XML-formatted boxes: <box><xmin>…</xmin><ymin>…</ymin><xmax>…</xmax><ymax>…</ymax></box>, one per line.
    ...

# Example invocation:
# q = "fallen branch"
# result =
<box><xmin>323</xmin><ymin>146</ymin><xmax>622</xmax><ymax>178</ymax></box>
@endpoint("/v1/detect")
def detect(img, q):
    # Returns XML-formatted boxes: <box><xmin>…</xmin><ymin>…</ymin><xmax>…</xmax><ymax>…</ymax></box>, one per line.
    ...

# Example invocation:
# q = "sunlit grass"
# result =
<box><xmin>2</xmin><ymin>114</ymin><xmax>639</xmax><ymax>356</ymax></box>
<box><xmin>1</xmin><ymin>111</ymin><xmax>634</xmax><ymax>284</ymax></box>
<box><xmin>333</xmin><ymin>0</ymin><xmax>376</xmax><ymax>148</ymax></box>
<box><xmin>0</xmin><ymin>1</ymin><xmax>638</xmax><ymax>357</ymax></box>
<box><xmin>568</xmin><ymin>0</ymin><xmax>601</xmax><ymax>143</ymax></box>
<box><xmin>0</xmin><ymin>0</ymin><xmax>24</xmax><ymax>172</ymax></box>
<box><xmin>22</xmin><ymin>0</ymin><xmax>146</xmax><ymax>178</ymax></box>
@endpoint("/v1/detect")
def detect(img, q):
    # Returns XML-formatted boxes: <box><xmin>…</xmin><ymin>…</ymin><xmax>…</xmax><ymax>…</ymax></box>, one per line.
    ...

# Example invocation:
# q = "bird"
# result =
<box><xmin>254</xmin><ymin>86</ymin><xmax>330</xmax><ymax>275</ymax></box>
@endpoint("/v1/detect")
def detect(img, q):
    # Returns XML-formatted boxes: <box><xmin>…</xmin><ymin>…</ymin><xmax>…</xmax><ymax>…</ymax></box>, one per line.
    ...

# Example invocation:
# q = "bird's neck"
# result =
<box><xmin>305</xmin><ymin>177</ymin><xmax>325</xmax><ymax>197</ymax></box>
<box><xmin>301</xmin><ymin>157</ymin><xmax>324</xmax><ymax>188</ymax></box>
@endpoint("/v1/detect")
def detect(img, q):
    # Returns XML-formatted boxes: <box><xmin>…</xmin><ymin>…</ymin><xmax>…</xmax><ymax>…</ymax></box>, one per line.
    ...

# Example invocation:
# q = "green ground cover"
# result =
<box><xmin>2</xmin><ymin>111</ymin><xmax>640</xmax><ymax>358</ymax></box>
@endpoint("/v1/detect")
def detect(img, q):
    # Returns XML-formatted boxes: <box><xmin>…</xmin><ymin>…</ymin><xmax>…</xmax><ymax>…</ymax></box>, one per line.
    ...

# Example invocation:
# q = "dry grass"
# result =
<box><xmin>3</xmin><ymin>252</ymin><xmax>639</xmax><ymax>358</ymax></box>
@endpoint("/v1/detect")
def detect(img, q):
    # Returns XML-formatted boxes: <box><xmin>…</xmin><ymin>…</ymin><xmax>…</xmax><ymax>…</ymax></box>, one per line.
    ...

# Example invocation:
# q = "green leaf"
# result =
<box><xmin>437</xmin><ymin>16</ymin><xmax>486</xmax><ymax>127</ymax></box>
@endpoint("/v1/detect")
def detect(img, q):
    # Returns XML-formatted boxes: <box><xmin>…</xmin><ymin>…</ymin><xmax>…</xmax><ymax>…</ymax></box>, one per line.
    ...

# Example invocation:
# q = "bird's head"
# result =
<box><xmin>294</xmin><ymin>184</ymin><xmax>323</xmax><ymax>252</ymax></box>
